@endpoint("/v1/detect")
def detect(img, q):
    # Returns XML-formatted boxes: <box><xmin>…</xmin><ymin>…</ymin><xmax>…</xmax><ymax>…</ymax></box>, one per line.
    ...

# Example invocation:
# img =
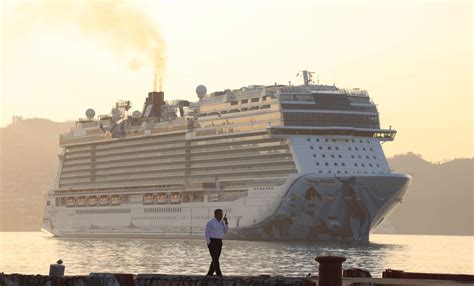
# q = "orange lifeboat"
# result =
<box><xmin>111</xmin><ymin>195</ymin><xmax>121</xmax><ymax>206</ymax></box>
<box><xmin>143</xmin><ymin>193</ymin><xmax>155</xmax><ymax>205</ymax></box>
<box><xmin>88</xmin><ymin>196</ymin><xmax>98</xmax><ymax>206</ymax></box>
<box><xmin>66</xmin><ymin>197</ymin><xmax>76</xmax><ymax>207</ymax></box>
<box><xmin>156</xmin><ymin>194</ymin><xmax>168</xmax><ymax>204</ymax></box>
<box><xmin>169</xmin><ymin>193</ymin><xmax>182</xmax><ymax>204</ymax></box>
<box><xmin>77</xmin><ymin>196</ymin><xmax>87</xmax><ymax>207</ymax></box>
<box><xmin>99</xmin><ymin>195</ymin><xmax>109</xmax><ymax>206</ymax></box>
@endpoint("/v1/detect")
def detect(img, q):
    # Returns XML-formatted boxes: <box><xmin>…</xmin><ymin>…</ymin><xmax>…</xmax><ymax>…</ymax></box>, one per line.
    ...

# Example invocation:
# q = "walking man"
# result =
<box><xmin>205</xmin><ymin>209</ymin><xmax>228</xmax><ymax>276</ymax></box>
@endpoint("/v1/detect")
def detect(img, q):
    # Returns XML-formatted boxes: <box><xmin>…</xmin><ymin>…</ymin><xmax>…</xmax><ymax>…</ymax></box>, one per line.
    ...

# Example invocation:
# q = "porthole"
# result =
<box><xmin>307</xmin><ymin>138</ymin><xmax>311</xmax><ymax>142</ymax></box>
<box><xmin>316</xmin><ymin>138</ymin><xmax>320</xmax><ymax>142</ymax></box>
<box><xmin>354</xmin><ymin>163</ymin><xmax>358</xmax><ymax>167</ymax></box>
<box><xmin>328</xmin><ymin>146</ymin><xmax>332</xmax><ymax>150</ymax></box>
<box><xmin>363</xmin><ymin>148</ymin><xmax>366</xmax><ymax>151</ymax></box>
<box><xmin>359</xmin><ymin>140</ymin><xmax>363</xmax><ymax>143</ymax></box>
<box><xmin>335</xmin><ymin>147</ymin><xmax>339</xmax><ymax>150</ymax></box>
<box><xmin>325</xmin><ymin>139</ymin><xmax>329</xmax><ymax>142</ymax></box>
<box><xmin>369</xmin><ymin>164</ymin><xmax>373</xmax><ymax>167</ymax></box>
<box><xmin>338</xmin><ymin>155</ymin><xmax>342</xmax><ymax>158</ymax></box>
<box><xmin>331</xmin><ymin>154</ymin><xmax>335</xmax><ymax>158</ymax></box>
<box><xmin>337</xmin><ymin>171</ymin><xmax>341</xmax><ymax>173</ymax></box>
<box><xmin>366</xmin><ymin>155</ymin><xmax>369</xmax><ymax>159</ymax></box>
<box><xmin>334</xmin><ymin>163</ymin><xmax>338</xmax><ymax>166</ymax></box>
<box><xmin>367</xmin><ymin>140</ymin><xmax>370</xmax><ymax>143</ymax></box>
<box><xmin>310</xmin><ymin>146</ymin><xmax>314</xmax><ymax>150</ymax></box>
<box><xmin>344</xmin><ymin>171</ymin><xmax>348</xmax><ymax>173</ymax></box>
<box><xmin>348</xmin><ymin>147</ymin><xmax>352</xmax><ymax>151</ymax></box>
<box><xmin>322</xmin><ymin>154</ymin><xmax>326</xmax><ymax>158</ymax></box>
<box><xmin>319</xmin><ymin>146</ymin><xmax>323</xmax><ymax>150</ymax></box>
<box><xmin>358</xmin><ymin>155</ymin><xmax>362</xmax><ymax>159</ymax></box>
<box><xmin>351</xmin><ymin>155</ymin><xmax>355</xmax><ymax>159</ymax></box>
<box><xmin>373</xmin><ymin>156</ymin><xmax>376</xmax><ymax>159</ymax></box>
<box><xmin>361</xmin><ymin>163</ymin><xmax>365</xmax><ymax>167</ymax></box>
<box><xmin>341</xmin><ymin>163</ymin><xmax>345</xmax><ymax>166</ymax></box>
<box><xmin>352</xmin><ymin>139</ymin><xmax>355</xmax><ymax>143</ymax></box>
<box><xmin>319</xmin><ymin>170</ymin><xmax>323</xmax><ymax>173</ymax></box>
<box><xmin>313</xmin><ymin>154</ymin><xmax>316</xmax><ymax>158</ymax></box>
<box><xmin>325</xmin><ymin>162</ymin><xmax>329</xmax><ymax>166</ymax></box>
<box><xmin>370</xmin><ymin>148</ymin><xmax>373</xmax><ymax>151</ymax></box>
<box><xmin>345</xmin><ymin>139</ymin><xmax>349</xmax><ymax>143</ymax></box>
<box><xmin>316</xmin><ymin>162</ymin><xmax>320</xmax><ymax>166</ymax></box>
<box><xmin>376</xmin><ymin>164</ymin><xmax>380</xmax><ymax>167</ymax></box>
<box><xmin>328</xmin><ymin>170</ymin><xmax>332</xmax><ymax>173</ymax></box>
<box><xmin>355</xmin><ymin>147</ymin><xmax>359</xmax><ymax>151</ymax></box>
<box><xmin>332</xmin><ymin>139</ymin><xmax>336</xmax><ymax>142</ymax></box>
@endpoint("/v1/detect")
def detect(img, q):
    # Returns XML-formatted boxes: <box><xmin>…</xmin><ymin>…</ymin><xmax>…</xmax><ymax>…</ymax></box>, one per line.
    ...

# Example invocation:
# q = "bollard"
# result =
<box><xmin>49</xmin><ymin>259</ymin><xmax>65</xmax><ymax>277</ymax></box>
<box><xmin>315</xmin><ymin>256</ymin><xmax>346</xmax><ymax>286</ymax></box>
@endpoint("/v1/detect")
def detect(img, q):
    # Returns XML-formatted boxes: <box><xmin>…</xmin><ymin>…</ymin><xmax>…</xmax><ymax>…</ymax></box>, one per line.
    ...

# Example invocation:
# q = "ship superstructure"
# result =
<box><xmin>42</xmin><ymin>71</ymin><xmax>411</xmax><ymax>242</ymax></box>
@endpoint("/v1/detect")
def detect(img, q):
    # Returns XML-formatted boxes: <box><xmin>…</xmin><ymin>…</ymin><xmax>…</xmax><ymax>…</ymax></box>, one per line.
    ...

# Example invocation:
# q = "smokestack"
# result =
<box><xmin>142</xmin><ymin>91</ymin><xmax>165</xmax><ymax>119</ymax></box>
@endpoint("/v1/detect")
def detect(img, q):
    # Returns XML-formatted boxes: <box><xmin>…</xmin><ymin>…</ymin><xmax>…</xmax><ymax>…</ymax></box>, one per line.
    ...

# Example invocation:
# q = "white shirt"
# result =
<box><xmin>205</xmin><ymin>218</ymin><xmax>228</xmax><ymax>244</ymax></box>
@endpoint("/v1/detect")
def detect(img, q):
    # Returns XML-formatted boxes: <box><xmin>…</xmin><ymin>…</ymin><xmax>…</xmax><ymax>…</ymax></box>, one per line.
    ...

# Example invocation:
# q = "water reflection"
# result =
<box><xmin>0</xmin><ymin>232</ymin><xmax>472</xmax><ymax>277</ymax></box>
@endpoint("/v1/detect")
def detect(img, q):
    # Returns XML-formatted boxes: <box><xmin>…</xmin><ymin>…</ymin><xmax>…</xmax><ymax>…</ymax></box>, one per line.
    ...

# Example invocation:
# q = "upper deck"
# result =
<box><xmin>59</xmin><ymin>74</ymin><xmax>395</xmax><ymax>147</ymax></box>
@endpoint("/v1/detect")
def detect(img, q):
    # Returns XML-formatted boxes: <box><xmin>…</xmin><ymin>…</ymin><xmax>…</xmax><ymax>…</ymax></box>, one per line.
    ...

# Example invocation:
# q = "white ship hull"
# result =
<box><xmin>42</xmin><ymin>173</ymin><xmax>410</xmax><ymax>243</ymax></box>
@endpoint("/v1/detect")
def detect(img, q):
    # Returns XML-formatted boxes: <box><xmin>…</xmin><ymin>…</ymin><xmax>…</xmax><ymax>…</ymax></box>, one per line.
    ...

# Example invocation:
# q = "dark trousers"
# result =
<box><xmin>206</xmin><ymin>238</ymin><xmax>223</xmax><ymax>276</ymax></box>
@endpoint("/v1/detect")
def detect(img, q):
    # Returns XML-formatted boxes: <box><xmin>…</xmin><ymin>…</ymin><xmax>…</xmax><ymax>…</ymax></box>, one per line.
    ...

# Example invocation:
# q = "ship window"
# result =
<box><xmin>342</xmin><ymin>163</ymin><xmax>345</xmax><ymax>166</ymax></box>
<box><xmin>319</xmin><ymin>146</ymin><xmax>323</xmax><ymax>150</ymax></box>
<box><xmin>316</xmin><ymin>138</ymin><xmax>320</xmax><ymax>142</ymax></box>
<box><xmin>369</xmin><ymin>164</ymin><xmax>373</xmax><ymax>167</ymax></box>
<box><xmin>322</xmin><ymin>154</ymin><xmax>326</xmax><ymax>158</ymax></box>
<box><xmin>335</xmin><ymin>147</ymin><xmax>339</xmax><ymax>150</ymax></box>
<box><xmin>361</xmin><ymin>163</ymin><xmax>365</xmax><ymax>167</ymax></box>
<box><xmin>354</xmin><ymin>163</ymin><xmax>358</xmax><ymax>167</ymax></box>
<box><xmin>310</xmin><ymin>146</ymin><xmax>314</xmax><ymax>150</ymax></box>
<box><xmin>370</xmin><ymin>148</ymin><xmax>373</xmax><ymax>151</ymax></box>
<box><xmin>325</xmin><ymin>162</ymin><xmax>329</xmax><ymax>166</ymax></box>
<box><xmin>328</xmin><ymin>146</ymin><xmax>332</xmax><ymax>150</ymax></box>
<box><xmin>316</xmin><ymin>162</ymin><xmax>320</xmax><ymax>166</ymax></box>
<box><xmin>360</xmin><ymin>140</ymin><xmax>363</xmax><ymax>143</ymax></box>
<box><xmin>241</xmin><ymin>99</ymin><xmax>248</xmax><ymax>104</ymax></box>
<box><xmin>337</xmin><ymin>171</ymin><xmax>341</xmax><ymax>173</ymax></box>
<box><xmin>355</xmin><ymin>147</ymin><xmax>359</xmax><ymax>151</ymax></box>
<box><xmin>334</xmin><ymin>163</ymin><xmax>338</xmax><ymax>166</ymax></box>
<box><xmin>251</xmin><ymin>98</ymin><xmax>259</xmax><ymax>102</ymax></box>
<box><xmin>352</xmin><ymin>139</ymin><xmax>355</xmax><ymax>143</ymax></box>
<box><xmin>313</xmin><ymin>154</ymin><xmax>316</xmax><ymax>158</ymax></box>
<box><xmin>373</xmin><ymin>156</ymin><xmax>376</xmax><ymax>159</ymax></box>
<box><xmin>325</xmin><ymin>139</ymin><xmax>329</xmax><ymax>142</ymax></box>
<box><xmin>363</xmin><ymin>148</ymin><xmax>366</xmax><ymax>151</ymax></box>
<box><xmin>345</xmin><ymin>139</ymin><xmax>349</xmax><ymax>143</ymax></box>
<box><xmin>376</xmin><ymin>164</ymin><xmax>380</xmax><ymax>167</ymax></box>
<box><xmin>338</xmin><ymin>155</ymin><xmax>342</xmax><ymax>158</ymax></box>
<box><xmin>367</xmin><ymin>140</ymin><xmax>370</xmax><ymax>143</ymax></box>
<box><xmin>231</xmin><ymin>101</ymin><xmax>238</xmax><ymax>105</ymax></box>
<box><xmin>331</xmin><ymin>154</ymin><xmax>335</xmax><ymax>158</ymax></box>
<box><xmin>358</xmin><ymin>155</ymin><xmax>362</xmax><ymax>159</ymax></box>
<box><xmin>328</xmin><ymin>170</ymin><xmax>332</xmax><ymax>173</ymax></box>
<box><xmin>366</xmin><ymin>155</ymin><xmax>369</xmax><ymax>159</ymax></box>
<box><xmin>307</xmin><ymin>138</ymin><xmax>311</xmax><ymax>142</ymax></box>
<box><xmin>351</xmin><ymin>155</ymin><xmax>355</xmax><ymax>159</ymax></box>
<box><xmin>348</xmin><ymin>147</ymin><xmax>352</xmax><ymax>151</ymax></box>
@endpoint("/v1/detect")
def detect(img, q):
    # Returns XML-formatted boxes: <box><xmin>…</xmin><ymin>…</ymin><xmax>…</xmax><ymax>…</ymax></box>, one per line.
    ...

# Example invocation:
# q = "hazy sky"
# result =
<box><xmin>1</xmin><ymin>0</ymin><xmax>472</xmax><ymax>162</ymax></box>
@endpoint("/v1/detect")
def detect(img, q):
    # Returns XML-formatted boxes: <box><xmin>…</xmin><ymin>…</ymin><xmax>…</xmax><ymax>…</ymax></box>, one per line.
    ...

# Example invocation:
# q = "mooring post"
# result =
<box><xmin>315</xmin><ymin>256</ymin><xmax>346</xmax><ymax>286</ymax></box>
<box><xmin>49</xmin><ymin>259</ymin><xmax>65</xmax><ymax>277</ymax></box>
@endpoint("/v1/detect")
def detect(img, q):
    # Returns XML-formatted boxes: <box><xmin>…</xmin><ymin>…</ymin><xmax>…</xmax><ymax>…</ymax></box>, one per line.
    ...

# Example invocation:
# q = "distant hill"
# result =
<box><xmin>378</xmin><ymin>152</ymin><xmax>474</xmax><ymax>236</ymax></box>
<box><xmin>0</xmin><ymin>119</ymin><xmax>472</xmax><ymax>235</ymax></box>
<box><xmin>0</xmin><ymin>118</ymin><xmax>73</xmax><ymax>231</ymax></box>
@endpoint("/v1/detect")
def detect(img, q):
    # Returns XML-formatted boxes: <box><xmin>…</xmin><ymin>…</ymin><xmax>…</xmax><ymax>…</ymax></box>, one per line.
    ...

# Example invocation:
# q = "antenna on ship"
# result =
<box><xmin>297</xmin><ymin>70</ymin><xmax>314</xmax><ymax>86</ymax></box>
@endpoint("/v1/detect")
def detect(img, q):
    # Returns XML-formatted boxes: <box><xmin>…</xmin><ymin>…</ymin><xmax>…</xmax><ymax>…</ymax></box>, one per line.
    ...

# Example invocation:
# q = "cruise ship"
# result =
<box><xmin>42</xmin><ymin>71</ymin><xmax>411</xmax><ymax>242</ymax></box>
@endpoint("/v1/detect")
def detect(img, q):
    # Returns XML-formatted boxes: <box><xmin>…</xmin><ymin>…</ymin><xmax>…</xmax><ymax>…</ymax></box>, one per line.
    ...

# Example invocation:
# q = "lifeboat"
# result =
<box><xmin>169</xmin><ymin>193</ymin><xmax>182</xmax><ymax>204</ymax></box>
<box><xmin>88</xmin><ymin>196</ymin><xmax>98</xmax><ymax>206</ymax></box>
<box><xmin>77</xmin><ymin>196</ymin><xmax>87</xmax><ymax>207</ymax></box>
<box><xmin>99</xmin><ymin>195</ymin><xmax>109</xmax><ymax>206</ymax></box>
<box><xmin>143</xmin><ymin>193</ymin><xmax>155</xmax><ymax>205</ymax></box>
<box><xmin>156</xmin><ymin>194</ymin><xmax>168</xmax><ymax>204</ymax></box>
<box><xmin>111</xmin><ymin>195</ymin><xmax>121</xmax><ymax>206</ymax></box>
<box><xmin>66</xmin><ymin>197</ymin><xmax>76</xmax><ymax>207</ymax></box>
